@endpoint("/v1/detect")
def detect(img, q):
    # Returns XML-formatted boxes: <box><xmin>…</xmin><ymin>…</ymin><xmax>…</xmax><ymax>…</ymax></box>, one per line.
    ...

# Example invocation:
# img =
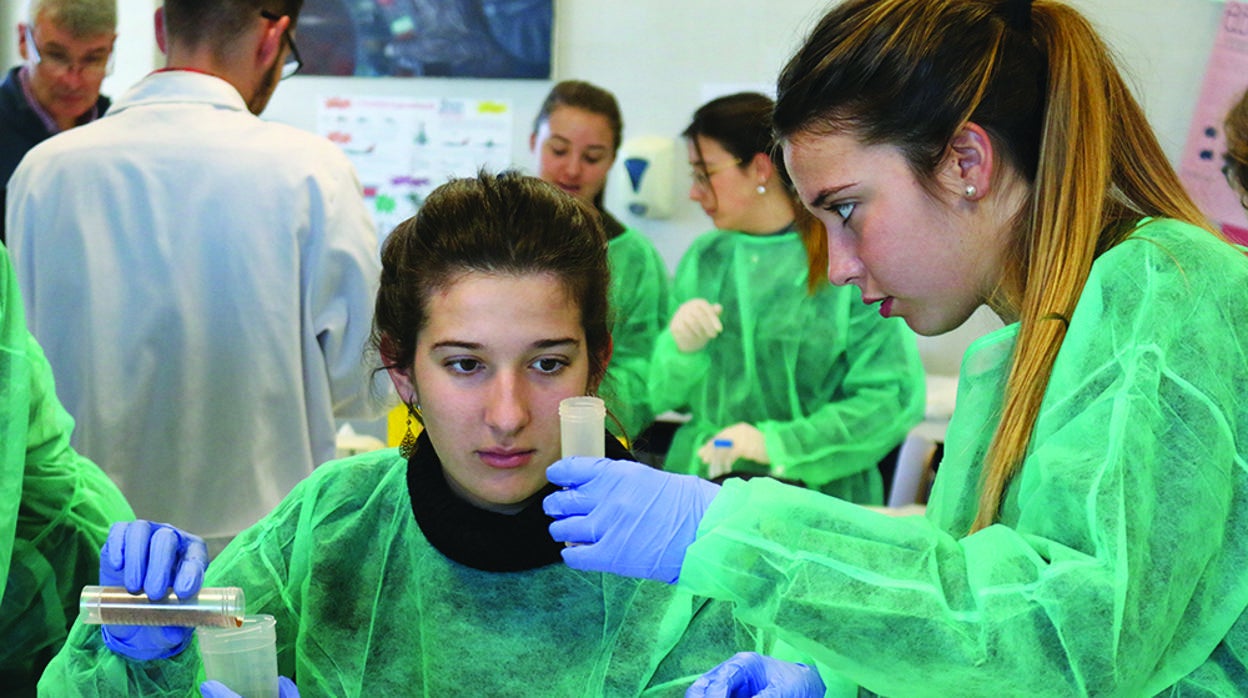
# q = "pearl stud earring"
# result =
<box><xmin>964</xmin><ymin>184</ymin><xmax>977</xmax><ymax>198</ymax></box>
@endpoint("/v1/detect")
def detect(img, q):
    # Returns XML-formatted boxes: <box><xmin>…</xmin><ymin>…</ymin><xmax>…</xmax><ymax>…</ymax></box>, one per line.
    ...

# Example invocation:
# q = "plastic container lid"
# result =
<box><xmin>558</xmin><ymin>396</ymin><xmax>606</xmax><ymax>420</ymax></box>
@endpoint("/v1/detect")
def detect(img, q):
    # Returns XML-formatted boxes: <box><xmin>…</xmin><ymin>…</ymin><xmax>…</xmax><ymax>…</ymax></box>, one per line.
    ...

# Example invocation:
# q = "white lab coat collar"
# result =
<box><xmin>107</xmin><ymin>69</ymin><xmax>249</xmax><ymax>117</ymax></box>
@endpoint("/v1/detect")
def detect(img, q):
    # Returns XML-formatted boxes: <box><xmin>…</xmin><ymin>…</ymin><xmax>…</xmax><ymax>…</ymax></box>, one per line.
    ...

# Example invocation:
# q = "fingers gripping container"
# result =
<box><xmin>79</xmin><ymin>586</ymin><xmax>245</xmax><ymax>628</ymax></box>
<box><xmin>198</xmin><ymin>614</ymin><xmax>280</xmax><ymax>698</ymax></box>
<box><xmin>559</xmin><ymin>396</ymin><xmax>606</xmax><ymax>458</ymax></box>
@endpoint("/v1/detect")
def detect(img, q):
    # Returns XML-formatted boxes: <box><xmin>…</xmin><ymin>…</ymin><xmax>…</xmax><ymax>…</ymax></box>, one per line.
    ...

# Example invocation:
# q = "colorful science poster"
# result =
<box><xmin>317</xmin><ymin>96</ymin><xmax>513</xmax><ymax>238</ymax></box>
<box><xmin>1179</xmin><ymin>0</ymin><xmax>1248</xmax><ymax>244</ymax></box>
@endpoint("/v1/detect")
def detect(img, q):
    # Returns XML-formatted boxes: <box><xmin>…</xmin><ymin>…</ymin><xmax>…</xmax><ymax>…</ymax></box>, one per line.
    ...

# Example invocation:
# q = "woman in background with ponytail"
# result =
<box><xmin>543</xmin><ymin>0</ymin><xmax>1248</xmax><ymax>695</ymax></box>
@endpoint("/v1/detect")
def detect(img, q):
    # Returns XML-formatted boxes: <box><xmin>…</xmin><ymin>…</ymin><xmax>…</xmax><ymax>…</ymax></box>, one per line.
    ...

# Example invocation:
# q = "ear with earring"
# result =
<box><xmin>399</xmin><ymin>401</ymin><xmax>421</xmax><ymax>458</ymax></box>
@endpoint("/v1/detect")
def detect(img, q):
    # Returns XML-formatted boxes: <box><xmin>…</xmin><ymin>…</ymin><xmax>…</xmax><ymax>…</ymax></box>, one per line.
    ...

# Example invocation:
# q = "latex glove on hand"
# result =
<box><xmin>686</xmin><ymin>652</ymin><xmax>826</xmax><ymax>698</ymax></box>
<box><xmin>99</xmin><ymin>520</ymin><xmax>208</xmax><ymax>660</ymax></box>
<box><xmin>699</xmin><ymin>423</ymin><xmax>769</xmax><ymax>471</ymax></box>
<box><xmin>670</xmin><ymin>299</ymin><xmax>724</xmax><ymax>353</ymax></box>
<box><xmin>201</xmin><ymin>677</ymin><xmax>299</xmax><ymax>698</ymax></box>
<box><xmin>545</xmin><ymin>457</ymin><xmax>720</xmax><ymax>583</ymax></box>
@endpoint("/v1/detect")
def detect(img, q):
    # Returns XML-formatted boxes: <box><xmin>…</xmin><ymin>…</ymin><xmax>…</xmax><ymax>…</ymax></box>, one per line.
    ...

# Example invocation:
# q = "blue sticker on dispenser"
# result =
<box><xmin>624</xmin><ymin>158</ymin><xmax>649</xmax><ymax>192</ymax></box>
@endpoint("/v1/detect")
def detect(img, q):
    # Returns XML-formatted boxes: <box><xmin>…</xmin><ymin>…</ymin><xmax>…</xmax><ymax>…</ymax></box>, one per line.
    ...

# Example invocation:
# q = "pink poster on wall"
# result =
<box><xmin>1179</xmin><ymin>0</ymin><xmax>1248</xmax><ymax>245</ymax></box>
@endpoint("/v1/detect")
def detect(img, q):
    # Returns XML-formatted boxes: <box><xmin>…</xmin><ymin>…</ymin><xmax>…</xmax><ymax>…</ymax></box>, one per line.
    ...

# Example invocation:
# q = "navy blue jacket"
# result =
<box><xmin>0</xmin><ymin>66</ymin><xmax>110</xmax><ymax>243</ymax></box>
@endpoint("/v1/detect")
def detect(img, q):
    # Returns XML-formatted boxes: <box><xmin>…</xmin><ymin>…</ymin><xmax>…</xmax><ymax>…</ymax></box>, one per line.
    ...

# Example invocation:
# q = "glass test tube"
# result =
<box><xmin>559</xmin><ymin>396</ymin><xmax>606</xmax><ymax>458</ymax></box>
<box><xmin>79</xmin><ymin>585</ymin><xmax>245</xmax><ymax>628</ymax></box>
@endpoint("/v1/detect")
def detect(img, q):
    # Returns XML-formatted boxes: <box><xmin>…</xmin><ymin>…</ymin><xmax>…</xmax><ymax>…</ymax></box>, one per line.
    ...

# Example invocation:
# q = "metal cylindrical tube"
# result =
<box><xmin>79</xmin><ymin>585</ymin><xmax>245</xmax><ymax>628</ymax></box>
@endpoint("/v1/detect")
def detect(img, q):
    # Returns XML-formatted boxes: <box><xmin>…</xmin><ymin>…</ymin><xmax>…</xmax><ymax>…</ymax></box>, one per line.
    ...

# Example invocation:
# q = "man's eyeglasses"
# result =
<box><xmin>25</xmin><ymin>25</ymin><xmax>113</xmax><ymax>79</ymax></box>
<box><xmin>690</xmin><ymin>159</ymin><xmax>742</xmax><ymax>190</ymax></box>
<box><xmin>260</xmin><ymin>10</ymin><xmax>302</xmax><ymax>79</ymax></box>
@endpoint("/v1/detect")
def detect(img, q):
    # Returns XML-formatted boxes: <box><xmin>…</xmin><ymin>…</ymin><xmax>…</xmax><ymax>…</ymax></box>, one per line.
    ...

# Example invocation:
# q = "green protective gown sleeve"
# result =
<box><xmin>0</xmin><ymin>244</ymin><xmax>134</xmax><ymax>692</ymax></box>
<box><xmin>600</xmin><ymin>228</ymin><xmax>673</xmax><ymax>441</ymax></box>
<box><xmin>649</xmin><ymin>230</ymin><xmax>925</xmax><ymax>503</ymax></box>
<box><xmin>676</xmin><ymin>219</ymin><xmax>1248</xmax><ymax>697</ymax></box>
<box><xmin>0</xmin><ymin>246</ymin><xmax>27</xmax><ymax>622</ymax></box>
<box><xmin>40</xmin><ymin>448</ymin><xmax>779</xmax><ymax>697</ymax></box>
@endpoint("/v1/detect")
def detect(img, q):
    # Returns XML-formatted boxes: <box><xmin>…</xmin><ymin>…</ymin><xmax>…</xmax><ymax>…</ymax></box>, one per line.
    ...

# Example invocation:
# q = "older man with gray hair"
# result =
<box><xmin>1</xmin><ymin>0</ymin><xmax>116</xmax><ymax>243</ymax></box>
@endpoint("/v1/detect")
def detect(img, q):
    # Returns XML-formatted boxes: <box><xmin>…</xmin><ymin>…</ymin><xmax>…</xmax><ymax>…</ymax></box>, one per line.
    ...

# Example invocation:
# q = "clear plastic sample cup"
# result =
<box><xmin>79</xmin><ymin>585</ymin><xmax>245</xmax><ymax>628</ymax></box>
<box><xmin>199</xmin><ymin>614</ymin><xmax>279</xmax><ymax>698</ymax></box>
<box><xmin>559</xmin><ymin>396</ymin><xmax>606</xmax><ymax>458</ymax></box>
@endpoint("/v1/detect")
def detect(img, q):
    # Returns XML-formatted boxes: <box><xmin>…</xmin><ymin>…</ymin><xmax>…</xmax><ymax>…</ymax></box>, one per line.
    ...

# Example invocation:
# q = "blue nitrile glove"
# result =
<box><xmin>686</xmin><ymin>652</ymin><xmax>826</xmax><ymax>697</ymax></box>
<box><xmin>201</xmin><ymin>677</ymin><xmax>300</xmax><ymax>698</ymax></box>
<box><xmin>98</xmin><ymin>519</ymin><xmax>208</xmax><ymax>660</ymax></box>
<box><xmin>544</xmin><ymin>456</ymin><xmax>720</xmax><ymax>583</ymax></box>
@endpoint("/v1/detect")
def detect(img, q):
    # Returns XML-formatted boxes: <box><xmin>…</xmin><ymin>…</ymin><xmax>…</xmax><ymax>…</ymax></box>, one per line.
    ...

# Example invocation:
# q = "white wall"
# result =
<box><xmin>551</xmin><ymin>2</ymin><xmax>828</xmax><ymax>272</ymax></box>
<box><xmin>4</xmin><ymin>0</ymin><xmax>1229</xmax><ymax>373</ymax></box>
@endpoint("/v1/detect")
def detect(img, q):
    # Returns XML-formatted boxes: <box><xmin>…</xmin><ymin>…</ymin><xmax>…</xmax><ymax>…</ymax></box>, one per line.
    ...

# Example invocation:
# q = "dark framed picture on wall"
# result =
<box><xmin>298</xmin><ymin>0</ymin><xmax>553</xmax><ymax>79</ymax></box>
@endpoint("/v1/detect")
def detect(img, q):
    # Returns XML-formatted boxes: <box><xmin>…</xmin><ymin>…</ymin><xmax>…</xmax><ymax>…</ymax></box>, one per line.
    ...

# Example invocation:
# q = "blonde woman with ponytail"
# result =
<box><xmin>543</xmin><ymin>0</ymin><xmax>1248</xmax><ymax>695</ymax></box>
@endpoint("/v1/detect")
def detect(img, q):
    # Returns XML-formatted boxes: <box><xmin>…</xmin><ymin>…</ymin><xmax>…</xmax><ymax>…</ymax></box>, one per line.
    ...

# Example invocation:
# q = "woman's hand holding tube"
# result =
<box><xmin>544</xmin><ymin>457</ymin><xmax>720</xmax><ymax>584</ymax></box>
<box><xmin>698</xmin><ymin>423</ymin><xmax>769</xmax><ymax>468</ymax></box>
<box><xmin>670</xmin><ymin>299</ymin><xmax>724</xmax><ymax>353</ymax></box>
<box><xmin>98</xmin><ymin>519</ymin><xmax>208</xmax><ymax>660</ymax></box>
<box><xmin>686</xmin><ymin>652</ymin><xmax>826</xmax><ymax>697</ymax></box>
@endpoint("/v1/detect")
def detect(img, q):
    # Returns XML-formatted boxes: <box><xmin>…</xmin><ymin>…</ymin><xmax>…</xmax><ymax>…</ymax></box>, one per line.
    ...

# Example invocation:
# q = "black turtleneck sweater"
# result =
<box><xmin>404</xmin><ymin>429</ymin><xmax>634</xmax><ymax>572</ymax></box>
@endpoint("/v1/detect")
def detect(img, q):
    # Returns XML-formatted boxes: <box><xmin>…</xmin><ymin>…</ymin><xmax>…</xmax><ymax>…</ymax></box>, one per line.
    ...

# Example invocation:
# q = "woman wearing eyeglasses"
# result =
<box><xmin>649</xmin><ymin>92</ymin><xmax>925</xmax><ymax>503</ymax></box>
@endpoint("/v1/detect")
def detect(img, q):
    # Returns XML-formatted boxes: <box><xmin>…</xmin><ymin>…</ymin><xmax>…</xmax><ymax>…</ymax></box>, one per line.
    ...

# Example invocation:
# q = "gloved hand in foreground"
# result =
<box><xmin>99</xmin><ymin>519</ymin><xmax>208</xmax><ymax>660</ymax></box>
<box><xmin>201</xmin><ymin>677</ymin><xmax>300</xmax><ymax>698</ymax></box>
<box><xmin>698</xmin><ymin>423</ymin><xmax>770</xmax><ymax>473</ymax></box>
<box><xmin>545</xmin><ymin>457</ymin><xmax>720</xmax><ymax>583</ymax></box>
<box><xmin>686</xmin><ymin>652</ymin><xmax>826</xmax><ymax>697</ymax></box>
<box><xmin>670</xmin><ymin>298</ymin><xmax>723</xmax><ymax>353</ymax></box>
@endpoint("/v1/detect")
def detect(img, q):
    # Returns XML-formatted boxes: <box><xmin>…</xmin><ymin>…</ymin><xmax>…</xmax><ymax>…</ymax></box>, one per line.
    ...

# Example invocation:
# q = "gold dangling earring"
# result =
<box><xmin>399</xmin><ymin>403</ymin><xmax>420</xmax><ymax>459</ymax></box>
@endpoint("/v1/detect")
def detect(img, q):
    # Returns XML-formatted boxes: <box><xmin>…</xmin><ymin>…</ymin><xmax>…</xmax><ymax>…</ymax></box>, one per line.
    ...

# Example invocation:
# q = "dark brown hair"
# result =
<box><xmin>371</xmin><ymin>171</ymin><xmax>612</xmax><ymax>398</ymax></box>
<box><xmin>163</xmin><ymin>0</ymin><xmax>302</xmax><ymax>50</ymax></box>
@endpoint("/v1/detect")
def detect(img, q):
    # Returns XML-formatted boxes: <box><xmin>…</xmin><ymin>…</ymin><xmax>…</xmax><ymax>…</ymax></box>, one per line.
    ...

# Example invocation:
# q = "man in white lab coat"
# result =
<box><xmin>4</xmin><ymin>0</ymin><xmax>386</xmax><ymax>556</ymax></box>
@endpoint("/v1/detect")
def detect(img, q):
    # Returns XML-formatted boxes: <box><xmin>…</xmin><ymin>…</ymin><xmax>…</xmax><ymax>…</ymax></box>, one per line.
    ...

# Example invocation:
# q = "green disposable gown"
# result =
<box><xmin>40</xmin><ymin>433</ymin><xmax>775</xmax><ymax>696</ymax></box>
<box><xmin>678</xmin><ymin>219</ymin><xmax>1248</xmax><ymax>696</ymax></box>
<box><xmin>649</xmin><ymin>228</ymin><xmax>925</xmax><ymax>503</ymax></box>
<box><xmin>0</xmin><ymin>244</ymin><xmax>133</xmax><ymax>695</ymax></box>
<box><xmin>600</xmin><ymin>225</ymin><xmax>672</xmax><ymax>441</ymax></box>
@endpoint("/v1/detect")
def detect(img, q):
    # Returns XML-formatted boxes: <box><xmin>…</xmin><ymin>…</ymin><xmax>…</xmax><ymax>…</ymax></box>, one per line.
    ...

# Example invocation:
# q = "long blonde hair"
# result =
<box><xmin>775</xmin><ymin>0</ymin><xmax>1214</xmax><ymax>531</ymax></box>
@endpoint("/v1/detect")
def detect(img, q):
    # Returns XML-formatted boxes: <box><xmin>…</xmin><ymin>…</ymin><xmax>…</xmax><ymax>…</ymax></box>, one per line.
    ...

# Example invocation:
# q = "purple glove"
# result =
<box><xmin>544</xmin><ymin>456</ymin><xmax>719</xmax><ymax>583</ymax></box>
<box><xmin>99</xmin><ymin>520</ymin><xmax>208</xmax><ymax>660</ymax></box>
<box><xmin>686</xmin><ymin>652</ymin><xmax>826</xmax><ymax>697</ymax></box>
<box><xmin>201</xmin><ymin>677</ymin><xmax>299</xmax><ymax>698</ymax></box>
